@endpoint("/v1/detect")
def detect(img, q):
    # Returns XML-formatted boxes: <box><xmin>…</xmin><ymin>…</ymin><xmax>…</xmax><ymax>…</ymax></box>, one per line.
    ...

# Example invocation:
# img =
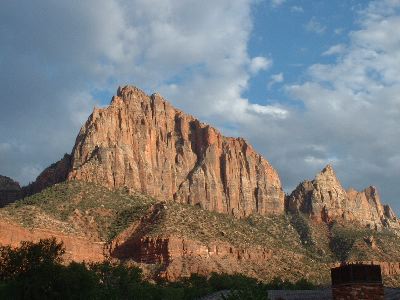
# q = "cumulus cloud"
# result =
<box><xmin>249</xmin><ymin>56</ymin><xmax>273</xmax><ymax>74</ymax></box>
<box><xmin>268</xmin><ymin>73</ymin><xmax>284</xmax><ymax>88</ymax></box>
<box><xmin>322</xmin><ymin>44</ymin><xmax>346</xmax><ymax>56</ymax></box>
<box><xmin>305</xmin><ymin>17</ymin><xmax>326</xmax><ymax>34</ymax></box>
<box><xmin>269</xmin><ymin>0</ymin><xmax>400</xmax><ymax>210</ymax></box>
<box><xmin>271</xmin><ymin>0</ymin><xmax>286</xmax><ymax>8</ymax></box>
<box><xmin>291</xmin><ymin>6</ymin><xmax>304</xmax><ymax>13</ymax></box>
<box><xmin>0</xmin><ymin>0</ymin><xmax>277</xmax><ymax>184</ymax></box>
<box><xmin>1</xmin><ymin>0</ymin><xmax>400</xmax><ymax>214</ymax></box>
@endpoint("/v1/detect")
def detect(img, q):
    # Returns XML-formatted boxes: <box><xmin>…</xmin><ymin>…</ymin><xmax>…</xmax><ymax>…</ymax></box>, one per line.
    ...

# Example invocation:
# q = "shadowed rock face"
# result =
<box><xmin>287</xmin><ymin>165</ymin><xmax>399</xmax><ymax>229</ymax></box>
<box><xmin>67</xmin><ymin>86</ymin><xmax>285</xmax><ymax>217</ymax></box>
<box><xmin>23</xmin><ymin>154</ymin><xmax>71</xmax><ymax>196</ymax></box>
<box><xmin>0</xmin><ymin>175</ymin><xmax>22</xmax><ymax>207</ymax></box>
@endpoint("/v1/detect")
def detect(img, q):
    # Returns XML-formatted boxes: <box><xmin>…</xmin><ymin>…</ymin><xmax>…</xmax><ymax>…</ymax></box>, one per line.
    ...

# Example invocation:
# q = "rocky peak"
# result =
<box><xmin>0</xmin><ymin>175</ymin><xmax>22</xmax><ymax>207</ymax></box>
<box><xmin>287</xmin><ymin>165</ymin><xmax>399</xmax><ymax>229</ymax></box>
<box><xmin>67</xmin><ymin>85</ymin><xmax>285</xmax><ymax>217</ymax></box>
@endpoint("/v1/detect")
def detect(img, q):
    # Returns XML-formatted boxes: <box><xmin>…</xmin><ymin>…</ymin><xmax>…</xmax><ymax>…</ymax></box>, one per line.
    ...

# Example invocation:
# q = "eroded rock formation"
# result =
<box><xmin>0</xmin><ymin>175</ymin><xmax>22</xmax><ymax>207</ymax></box>
<box><xmin>287</xmin><ymin>165</ymin><xmax>399</xmax><ymax>229</ymax></box>
<box><xmin>67</xmin><ymin>86</ymin><xmax>285</xmax><ymax>217</ymax></box>
<box><xmin>0</xmin><ymin>219</ymin><xmax>105</xmax><ymax>262</ymax></box>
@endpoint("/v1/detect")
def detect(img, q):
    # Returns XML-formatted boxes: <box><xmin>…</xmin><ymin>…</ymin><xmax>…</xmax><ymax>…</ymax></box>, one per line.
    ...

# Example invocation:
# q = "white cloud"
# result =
<box><xmin>0</xmin><ymin>143</ymin><xmax>12</xmax><ymax>153</ymax></box>
<box><xmin>279</xmin><ymin>0</ymin><xmax>400</xmax><ymax>208</ymax></box>
<box><xmin>249</xmin><ymin>56</ymin><xmax>272</xmax><ymax>74</ymax></box>
<box><xmin>2</xmin><ymin>0</ymin><xmax>400</xmax><ymax>214</ymax></box>
<box><xmin>305</xmin><ymin>17</ymin><xmax>326</xmax><ymax>34</ymax></box>
<box><xmin>0</xmin><ymin>0</ymin><xmax>279</xmax><ymax>184</ymax></box>
<box><xmin>291</xmin><ymin>6</ymin><xmax>304</xmax><ymax>13</ymax></box>
<box><xmin>304</xmin><ymin>156</ymin><xmax>338</xmax><ymax>167</ymax></box>
<box><xmin>249</xmin><ymin>103</ymin><xmax>288</xmax><ymax>119</ymax></box>
<box><xmin>271</xmin><ymin>0</ymin><xmax>286</xmax><ymax>8</ymax></box>
<box><xmin>268</xmin><ymin>72</ymin><xmax>284</xmax><ymax>88</ymax></box>
<box><xmin>322</xmin><ymin>44</ymin><xmax>346</xmax><ymax>56</ymax></box>
<box><xmin>334</xmin><ymin>28</ymin><xmax>344</xmax><ymax>35</ymax></box>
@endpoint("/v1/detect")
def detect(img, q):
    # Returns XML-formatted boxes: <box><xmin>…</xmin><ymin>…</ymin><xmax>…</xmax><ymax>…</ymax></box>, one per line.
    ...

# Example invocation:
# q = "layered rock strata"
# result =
<box><xmin>287</xmin><ymin>165</ymin><xmax>398</xmax><ymax>229</ymax></box>
<box><xmin>67</xmin><ymin>86</ymin><xmax>285</xmax><ymax>217</ymax></box>
<box><xmin>0</xmin><ymin>175</ymin><xmax>22</xmax><ymax>207</ymax></box>
<box><xmin>0</xmin><ymin>219</ymin><xmax>105</xmax><ymax>262</ymax></box>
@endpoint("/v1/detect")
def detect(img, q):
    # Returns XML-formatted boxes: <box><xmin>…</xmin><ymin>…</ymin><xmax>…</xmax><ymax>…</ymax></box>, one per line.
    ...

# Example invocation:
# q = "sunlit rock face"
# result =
<box><xmin>68</xmin><ymin>86</ymin><xmax>285</xmax><ymax>217</ymax></box>
<box><xmin>287</xmin><ymin>165</ymin><xmax>399</xmax><ymax>229</ymax></box>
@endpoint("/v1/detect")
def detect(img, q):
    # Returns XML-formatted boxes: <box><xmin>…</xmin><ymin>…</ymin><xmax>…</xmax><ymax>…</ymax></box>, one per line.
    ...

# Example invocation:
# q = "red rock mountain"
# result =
<box><xmin>286</xmin><ymin>165</ymin><xmax>399</xmax><ymax>229</ymax></box>
<box><xmin>21</xmin><ymin>86</ymin><xmax>397</xmax><ymax>226</ymax></box>
<box><xmin>67</xmin><ymin>86</ymin><xmax>285</xmax><ymax>217</ymax></box>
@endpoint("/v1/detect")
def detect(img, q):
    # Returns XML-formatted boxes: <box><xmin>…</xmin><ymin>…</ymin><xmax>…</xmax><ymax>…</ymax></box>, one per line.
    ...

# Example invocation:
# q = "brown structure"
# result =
<box><xmin>331</xmin><ymin>264</ymin><xmax>384</xmax><ymax>300</ymax></box>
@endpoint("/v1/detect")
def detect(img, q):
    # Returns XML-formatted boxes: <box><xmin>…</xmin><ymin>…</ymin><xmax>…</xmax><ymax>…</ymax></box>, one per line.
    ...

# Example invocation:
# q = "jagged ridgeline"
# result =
<box><xmin>1</xmin><ymin>86</ymin><xmax>400</xmax><ymax>285</ymax></box>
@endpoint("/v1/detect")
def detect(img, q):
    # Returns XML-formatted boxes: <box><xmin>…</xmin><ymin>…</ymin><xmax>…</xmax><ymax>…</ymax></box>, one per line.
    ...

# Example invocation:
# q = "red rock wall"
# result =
<box><xmin>110</xmin><ymin>233</ymin><xmax>280</xmax><ymax>281</ymax></box>
<box><xmin>0</xmin><ymin>220</ymin><xmax>105</xmax><ymax>262</ymax></box>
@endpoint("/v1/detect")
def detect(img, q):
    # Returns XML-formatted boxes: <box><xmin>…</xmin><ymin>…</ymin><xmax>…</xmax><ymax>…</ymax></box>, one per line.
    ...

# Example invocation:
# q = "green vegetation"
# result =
<box><xmin>288</xmin><ymin>213</ymin><xmax>315</xmax><ymax>248</ymax></box>
<box><xmin>330</xmin><ymin>223</ymin><xmax>362</xmax><ymax>261</ymax></box>
<box><xmin>1</xmin><ymin>181</ymin><xmax>156</xmax><ymax>241</ymax></box>
<box><xmin>2</xmin><ymin>181</ymin><xmax>400</xmax><ymax>286</ymax></box>
<box><xmin>0</xmin><ymin>239</ymin><xmax>318</xmax><ymax>300</ymax></box>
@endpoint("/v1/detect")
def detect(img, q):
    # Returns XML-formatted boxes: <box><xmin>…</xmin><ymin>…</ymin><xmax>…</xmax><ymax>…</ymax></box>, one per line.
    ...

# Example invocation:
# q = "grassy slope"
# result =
<box><xmin>1</xmin><ymin>180</ymin><xmax>400</xmax><ymax>285</ymax></box>
<box><xmin>0</xmin><ymin>181</ymin><xmax>156</xmax><ymax>241</ymax></box>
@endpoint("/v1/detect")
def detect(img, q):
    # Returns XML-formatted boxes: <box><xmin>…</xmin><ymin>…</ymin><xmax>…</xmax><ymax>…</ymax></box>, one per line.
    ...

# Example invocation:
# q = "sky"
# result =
<box><xmin>1</xmin><ymin>0</ymin><xmax>400</xmax><ymax>212</ymax></box>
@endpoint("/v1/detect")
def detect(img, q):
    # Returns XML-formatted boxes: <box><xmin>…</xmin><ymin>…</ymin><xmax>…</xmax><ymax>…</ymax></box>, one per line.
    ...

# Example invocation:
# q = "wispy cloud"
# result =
<box><xmin>268</xmin><ymin>73</ymin><xmax>284</xmax><ymax>88</ymax></box>
<box><xmin>271</xmin><ymin>0</ymin><xmax>285</xmax><ymax>8</ymax></box>
<box><xmin>0</xmin><ymin>0</ymin><xmax>277</xmax><ymax>183</ymax></box>
<box><xmin>250</xmin><ymin>56</ymin><xmax>272</xmax><ymax>74</ymax></box>
<box><xmin>322</xmin><ymin>44</ymin><xmax>346</xmax><ymax>56</ymax></box>
<box><xmin>305</xmin><ymin>17</ymin><xmax>326</xmax><ymax>34</ymax></box>
<box><xmin>291</xmin><ymin>6</ymin><xmax>304</xmax><ymax>13</ymax></box>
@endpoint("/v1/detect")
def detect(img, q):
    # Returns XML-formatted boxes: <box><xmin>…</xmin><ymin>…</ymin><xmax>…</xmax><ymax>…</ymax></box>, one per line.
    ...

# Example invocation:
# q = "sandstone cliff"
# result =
<box><xmin>67</xmin><ymin>86</ymin><xmax>285</xmax><ymax>217</ymax></box>
<box><xmin>0</xmin><ymin>175</ymin><xmax>22</xmax><ymax>207</ymax></box>
<box><xmin>287</xmin><ymin>165</ymin><xmax>399</xmax><ymax>229</ymax></box>
<box><xmin>0</xmin><ymin>219</ymin><xmax>105</xmax><ymax>262</ymax></box>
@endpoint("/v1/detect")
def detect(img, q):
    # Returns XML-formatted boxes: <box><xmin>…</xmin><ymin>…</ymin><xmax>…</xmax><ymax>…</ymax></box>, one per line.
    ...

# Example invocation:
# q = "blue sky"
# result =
<box><xmin>246</xmin><ymin>0</ymin><xmax>363</xmax><ymax>107</ymax></box>
<box><xmin>1</xmin><ymin>0</ymin><xmax>400</xmax><ymax>213</ymax></box>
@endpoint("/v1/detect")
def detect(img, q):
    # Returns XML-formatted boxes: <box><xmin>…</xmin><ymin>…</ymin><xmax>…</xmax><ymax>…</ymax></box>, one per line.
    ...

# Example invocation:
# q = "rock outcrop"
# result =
<box><xmin>0</xmin><ymin>175</ymin><xmax>22</xmax><ymax>207</ymax></box>
<box><xmin>0</xmin><ymin>219</ymin><xmax>105</xmax><ymax>262</ymax></box>
<box><xmin>67</xmin><ymin>86</ymin><xmax>285</xmax><ymax>217</ymax></box>
<box><xmin>287</xmin><ymin>165</ymin><xmax>399</xmax><ymax>229</ymax></box>
<box><xmin>23</xmin><ymin>154</ymin><xmax>71</xmax><ymax>196</ymax></box>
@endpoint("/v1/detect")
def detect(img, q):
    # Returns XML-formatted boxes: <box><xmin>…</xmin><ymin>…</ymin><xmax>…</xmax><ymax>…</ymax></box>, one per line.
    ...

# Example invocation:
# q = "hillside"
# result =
<box><xmin>1</xmin><ymin>181</ymin><xmax>400</xmax><ymax>286</ymax></box>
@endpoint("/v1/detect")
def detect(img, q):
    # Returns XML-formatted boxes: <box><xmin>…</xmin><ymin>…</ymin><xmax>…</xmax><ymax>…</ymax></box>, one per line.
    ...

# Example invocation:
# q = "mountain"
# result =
<box><xmin>66</xmin><ymin>86</ymin><xmax>284</xmax><ymax>217</ymax></box>
<box><xmin>0</xmin><ymin>175</ymin><xmax>21</xmax><ymax>207</ymax></box>
<box><xmin>286</xmin><ymin>165</ymin><xmax>399</xmax><ymax>229</ymax></box>
<box><xmin>23</xmin><ymin>154</ymin><xmax>71</xmax><ymax>195</ymax></box>
<box><xmin>1</xmin><ymin>85</ymin><xmax>400</xmax><ymax>286</ymax></box>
